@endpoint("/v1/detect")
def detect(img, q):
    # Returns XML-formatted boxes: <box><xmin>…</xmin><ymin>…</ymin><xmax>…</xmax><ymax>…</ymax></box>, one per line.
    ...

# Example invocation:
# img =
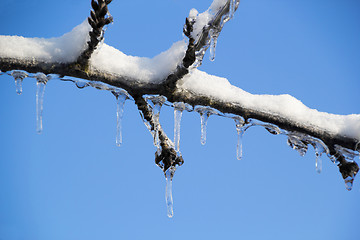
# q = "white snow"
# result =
<box><xmin>177</xmin><ymin>69</ymin><xmax>360</xmax><ymax>140</ymax></box>
<box><xmin>0</xmin><ymin>20</ymin><xmax>187</xmax><ymax>83</ymax></box>
<box><xmin>90</xmin><ymin>40</ymin><xmax>187</xmax><ymax>83</ymax></box>
<box><xmin>0</xmin><ymin>20</ymin><xmax>91</xmax><ymax>63</ymax></box>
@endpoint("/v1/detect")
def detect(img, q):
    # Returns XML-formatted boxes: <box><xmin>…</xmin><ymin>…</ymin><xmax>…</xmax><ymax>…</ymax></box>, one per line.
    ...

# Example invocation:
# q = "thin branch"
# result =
<box><xmin>77</xmin><ymin>0</ymin><xmax>113</xmax><ymax>68</ymax></box>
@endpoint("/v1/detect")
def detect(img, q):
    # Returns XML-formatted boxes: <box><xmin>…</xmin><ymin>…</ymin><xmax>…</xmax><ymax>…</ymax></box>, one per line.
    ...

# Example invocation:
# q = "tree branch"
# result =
<box><xmin>0</xmin><ymin>0</ymin><xmax>359</xmax><ymax>185</ymax></box>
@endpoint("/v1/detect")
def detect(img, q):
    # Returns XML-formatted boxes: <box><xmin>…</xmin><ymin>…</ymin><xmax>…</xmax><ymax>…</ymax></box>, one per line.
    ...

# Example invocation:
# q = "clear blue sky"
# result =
<box><xmin>0</xmin><ymin>0</ymin><xmax>359</xmax><ymax>239</ymax></box>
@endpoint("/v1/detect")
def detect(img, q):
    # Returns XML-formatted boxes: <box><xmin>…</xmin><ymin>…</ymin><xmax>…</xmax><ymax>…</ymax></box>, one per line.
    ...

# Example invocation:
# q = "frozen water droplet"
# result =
<box><xmin>11</xmin><ymin>71</ymin><xmax>28</xmax><ymax>95</ymax></box>
<box><xmin>35</xmin><ymin>73</ymin><xmax>48</xmax><ymax>134</ymax></box>
<box><xmin>264</xmin><ymin>124</ymin><xmax>282</xmax><ymax>135</ymax></box>
<box><xmin>344</xmin><ymin>176</ymin><xmax>354</xmax><ymax>191</ymax></box>
<box><xmin>287</xmin><ymin>134</ymin><xmax>308</xmax><ymax>156</ymax></box>
<box><xmin>75</xmin><ymin>80</ymin><xmax>89</xmax><ymax>89</ymax></box>
<box><xmin>165</xmin><ymin>167</ymin><xmax>175</xmax><ymax>218</ymax></box>
<box><xmin>195</xmin><ymin>106</ymin><xmax>219</xmax><ymax>145</ymax></box>
<box><xmin>145</xmin><ymin>96</ymin><xmax>166</xmax><ymax>150</ymax></box>
<box><xmin>113</xmin><ymin>89</ymin><xmax>128</xmax><ymax>147</ymax></box>
<box><xmin>173</xmin><ymin>102</ymin><xmax>186</xmax><ymax>153</ymax></box>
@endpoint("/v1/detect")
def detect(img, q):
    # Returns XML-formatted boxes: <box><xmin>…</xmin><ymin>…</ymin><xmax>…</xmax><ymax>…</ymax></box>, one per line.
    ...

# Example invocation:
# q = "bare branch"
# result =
<box><xmin>77</xmin><ymin>0</ymin><xmax>113</xmax><ymax>68</ymax></box>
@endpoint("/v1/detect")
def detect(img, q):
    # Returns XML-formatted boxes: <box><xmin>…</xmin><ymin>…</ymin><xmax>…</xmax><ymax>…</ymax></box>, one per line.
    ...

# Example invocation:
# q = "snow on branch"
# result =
<box><xmin>0</xmin><ymin>0</ymin><xmax>359</xmax><ymax>192</ymax></box>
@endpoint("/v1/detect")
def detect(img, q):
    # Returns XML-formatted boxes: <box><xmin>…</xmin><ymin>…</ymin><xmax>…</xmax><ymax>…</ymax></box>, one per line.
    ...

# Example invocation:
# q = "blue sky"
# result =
<box><xmin>0</xmin><ymin>0</ymin><xmax>359</xmax><ymax>239</ymax></box>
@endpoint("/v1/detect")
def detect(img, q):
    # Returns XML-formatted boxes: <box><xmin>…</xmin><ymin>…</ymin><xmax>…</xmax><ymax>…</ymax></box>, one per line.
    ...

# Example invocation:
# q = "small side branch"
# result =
<box><xmin>134</xmin><ymin>96</ymin><xmax>184</xmax><ymax>173</ymax></box>
<box><xmin>77</xmin><ymin>0</ymin><xmax>113</xmax><ymax>68</ymax></box>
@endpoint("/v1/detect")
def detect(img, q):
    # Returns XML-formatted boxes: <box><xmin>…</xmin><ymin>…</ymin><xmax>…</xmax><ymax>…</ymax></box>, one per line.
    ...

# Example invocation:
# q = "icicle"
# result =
<box><xmin>229</xmin><ymin>0</ymin><xmax>240</xmax><ymax>19</ymax></box>
<box><xmin>11</xmin><ymin>71</ymin><xmax>28</xmax><ymax>95</ymax></box>
<box><xmin>309</xmin><ymin>140</ymin><xmax>328</xmax><ymax>173</ymax></box>
<box><xmin>315</xmin><ymin>149</ymin><xmax>322</xmax><ymax>173</ymax></box>
<box><xmin>145</xmin><ymin>96</ymin><xmax>166</xmax><ymax>150</ymax></box>
<box><xmin>209</xmin><ymin>29</ymin><xmax>219</xmax><ymax>62</ymax></box>
<box><xmin>234</xmin><ymin>118</ymin><xmax>245</xmax><ymax>160</ymax></box>
<box><xmin>35</xmin><ymin>73</ymin><xmax>48</xmax><ymax>134</ymax></box>
<box><xmin>165</xmin><ymin>166</ymin><xmax>176</xmax><ymax>218</ymax></box>
<box><xmin>173</xmin><ymin>102</ymin><xmax>186</xmax><ymax>153</ymax></box>
<box><xmin>199</xmin><ymin>111</ymin><xmax>209</xmax><ymax>145</ymax></box>
<box><xmin>314</xmin><ymin>146</ymin><xmax>323</xmax><ymax>174</ymax></box>
<box><xmin>112</xmin><ymin>89</ymin><xmax>128</xmax><ymax>147</ymax></box>
<box><xmin>195</xmin><ymin>106</ymin><xmax>218</xmax><ymax>145</ymax></box>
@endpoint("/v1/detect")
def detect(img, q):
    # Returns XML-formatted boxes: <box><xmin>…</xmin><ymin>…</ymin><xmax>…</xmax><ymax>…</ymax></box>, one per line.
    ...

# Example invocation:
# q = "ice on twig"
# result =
<box><xmin>145</xmin><ymin>95</ymin><xmax>166</xmax><ymax>150</ymax></box>
<box><xmin>287</xmin><ymin>134</ymin><xmax>308</xmax><ymax>157</ymax></box>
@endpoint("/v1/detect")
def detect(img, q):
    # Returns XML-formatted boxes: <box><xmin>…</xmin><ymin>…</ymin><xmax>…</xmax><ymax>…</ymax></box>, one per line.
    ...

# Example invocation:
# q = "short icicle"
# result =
<box><xmin>165</xmin><ymin>167</ymin><xmax>176</xmax><ymax>218</ymax></box>
<box><xmin>173</xmin><ymin>102</ymin><xmax>186</xmax><ymax>153</ymax></box>
<box><xmin>344</xmin><ymin>176</ymin><xmax>354</xmax><ymax>191</ymax></box>
<box><xmin>35</xmin><ymin>73</ymin><xmax>49</xmax><ymax>134</ymax></box>
<box><xmin>234</xmin><ymin>118</ymin><xmax>245</xmax><ymax>160</ymax></box>
<box><xmin>195</xmin><ymin>107</ymin><xmax>218</xmax><ymax>145</ymax></box>
<box><xmin>315</xmin><ymin>150</ymin><xmax>322</xmax><ymax>174</ymax></box>
<box><xmin>209</xmin><ymin>29</ymin><xmax>218</xmax><ymax>62</ymax></box>
<box><xmin>312</xmin><ymin>141</ymin><xmax>327</xmax><ymax>174</ymax></box>
<box><xmin>113</xmin><ymin>89</ymin><xmax>128</xmax><ymax>147</ymax></box>
<box><xmin>199</xmin><ymin>112</ymin><xmax>209</xmax><ymax>145</ymax></box>
<box><xmin>11</xmin><ymin>70</ymin><xmax>28</xmax><ymax>95</ymax></box>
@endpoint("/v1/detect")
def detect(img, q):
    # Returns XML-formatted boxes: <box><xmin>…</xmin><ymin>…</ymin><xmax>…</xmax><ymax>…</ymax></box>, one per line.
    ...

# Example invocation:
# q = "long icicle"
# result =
<box><xmin>199</xmin><ymin>112</ymin><xmax>209</xmax><ymax>145</ymax></box>
<box><xmin>113</xmin><ymin>89</ymin><xmax>128</xmax><ymax>147</ymax></box>
<box><xmin>173</xmin><ymin>102</ymin><xmax>186</xmax><ymax>153</ymax></box>
<box><xmin>35</xmin><ymin>73</ymin><xmax>48</xmax><ymax>134</ymax></box>
<box><xmin>165</xmin><ymin>167</ymin><xmax>175</xmax><ymax>218</ymax></box>
<box><xmin>234</xmin><ymin>118</ymin><xmax>245</xmax><ymax>160</ymax></box>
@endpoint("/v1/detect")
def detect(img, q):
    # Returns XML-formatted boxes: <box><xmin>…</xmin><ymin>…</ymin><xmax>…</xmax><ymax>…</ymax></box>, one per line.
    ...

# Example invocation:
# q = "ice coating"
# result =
<box><xmin>177</xmin><ymin>70</ymin><xmax>360</xmax><ymax>141</ymax></box>
<box><xmin>145</xmin><ymin>96</ymin><xmax>166</xmax><ymax>150</ymax></box>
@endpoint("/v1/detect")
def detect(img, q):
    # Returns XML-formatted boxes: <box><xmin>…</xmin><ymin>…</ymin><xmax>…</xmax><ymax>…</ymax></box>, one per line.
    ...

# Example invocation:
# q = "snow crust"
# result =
<box><xmin>0</xmin><ymin>21</ymin><xmax>91</xmax><ymax>63</ymax></box>
<box><xmin>178</xmin><ymin>70</ymin><xmax>360</xmax><ymax>140</ymax></box>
